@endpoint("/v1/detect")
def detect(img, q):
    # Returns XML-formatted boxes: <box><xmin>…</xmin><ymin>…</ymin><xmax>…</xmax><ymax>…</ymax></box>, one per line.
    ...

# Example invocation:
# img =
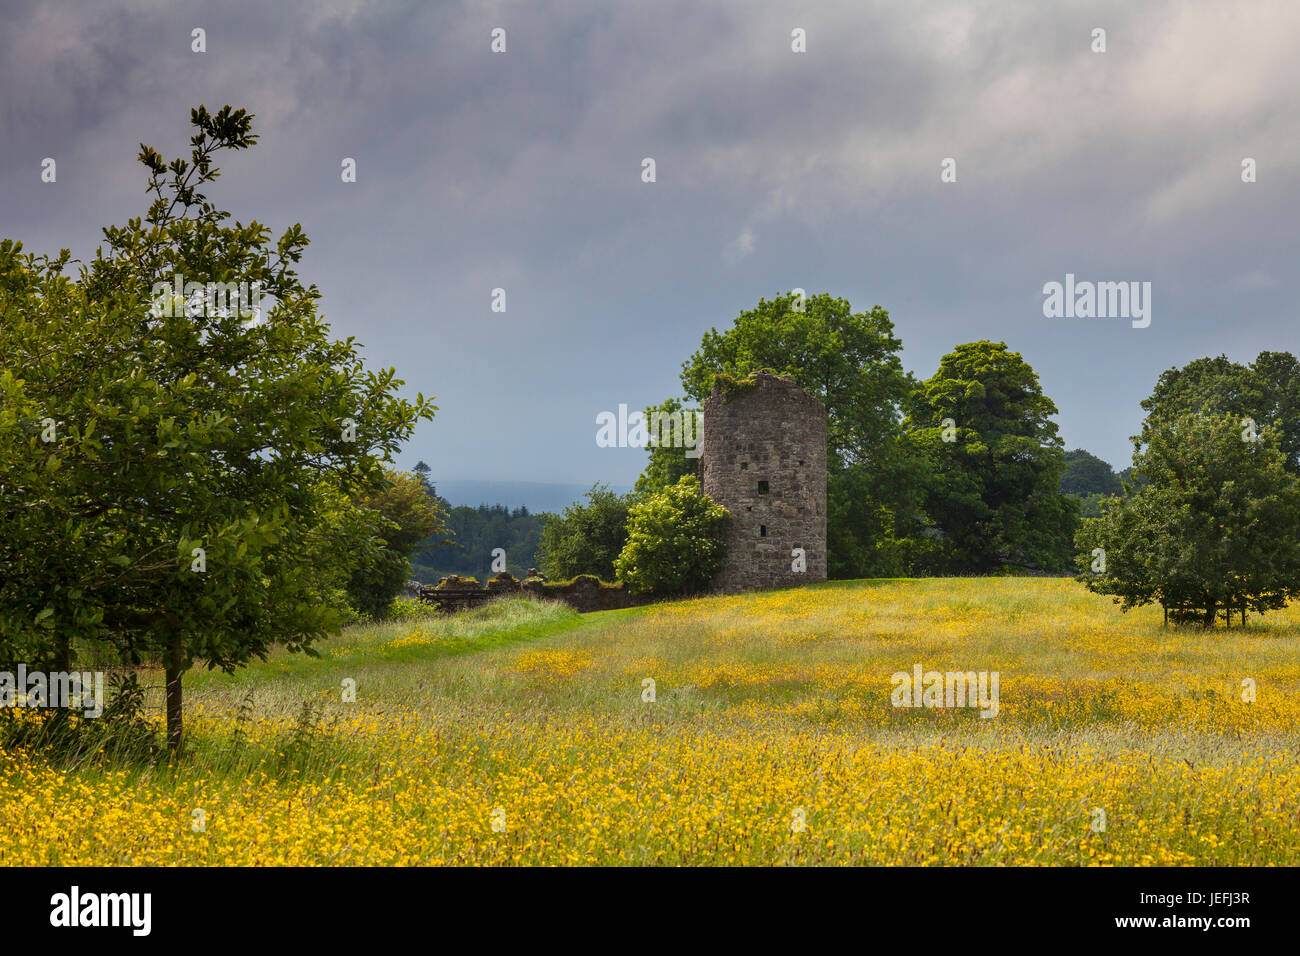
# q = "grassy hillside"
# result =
<box><xmin>3</xmin><ymin>578</ymin><xmax>1299</xmax><ymax>865</ymax></box>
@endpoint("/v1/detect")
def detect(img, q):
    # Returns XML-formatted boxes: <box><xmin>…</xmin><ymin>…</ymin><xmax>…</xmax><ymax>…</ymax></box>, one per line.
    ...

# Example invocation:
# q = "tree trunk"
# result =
<box><xmin>1202</xmin><ymin>600</ymin><xmax>1217</xmax><ymax>629</ymax></box>
<box><xmin>48</xmin><ymin>627</ymin><xmax>73</xmax><ymax>732</ymax></box>
<box><xmin>164</xmin><ymin>631</ymin><xmax>185</xmax><ymax>757</ymax></box>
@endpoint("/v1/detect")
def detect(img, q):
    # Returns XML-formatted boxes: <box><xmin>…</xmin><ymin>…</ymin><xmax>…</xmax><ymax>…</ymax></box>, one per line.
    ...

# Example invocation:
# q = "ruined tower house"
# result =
<box><xmin>699</xmin><ymin>371</ymin><xmax>827</xmax><ymax>591</ymax></box>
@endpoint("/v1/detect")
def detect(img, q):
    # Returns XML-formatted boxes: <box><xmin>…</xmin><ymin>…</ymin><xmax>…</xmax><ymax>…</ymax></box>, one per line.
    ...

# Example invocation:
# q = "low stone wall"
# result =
<box><xmin>523</xmin><ymin>574</ymin><xmax>648</xmax><ymax>612</ymax></box>
<box><xmin>411</xmin><ymin>572</ymin><xmax>649</xmax><ymax>614</ymax></box>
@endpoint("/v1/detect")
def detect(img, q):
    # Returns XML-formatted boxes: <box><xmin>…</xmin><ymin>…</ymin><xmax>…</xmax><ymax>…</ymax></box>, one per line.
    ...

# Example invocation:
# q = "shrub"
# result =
<box><xmin>385</xmin><ymin>597</ymin><xmax>441</xmax><ymax>622</ymax></box>
<box><xmin>615</xmin><ymin>475</ymin><xmax>729</xmax><ymax>595</ymax></box>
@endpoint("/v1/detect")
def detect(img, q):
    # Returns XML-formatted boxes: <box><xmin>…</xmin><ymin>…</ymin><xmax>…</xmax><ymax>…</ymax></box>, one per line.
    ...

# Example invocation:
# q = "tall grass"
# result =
<box><xmin>4</xmin><ymin>581</ymin><xmax>1299</xmax><ymax>865</ymax></box>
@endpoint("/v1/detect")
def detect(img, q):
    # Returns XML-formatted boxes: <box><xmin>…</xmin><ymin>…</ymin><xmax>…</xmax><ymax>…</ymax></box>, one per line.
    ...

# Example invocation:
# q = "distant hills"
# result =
<box><xmin>428</xmin><ymin>479</ymin><xmax>632</xmax><ymax>514</ymax></box>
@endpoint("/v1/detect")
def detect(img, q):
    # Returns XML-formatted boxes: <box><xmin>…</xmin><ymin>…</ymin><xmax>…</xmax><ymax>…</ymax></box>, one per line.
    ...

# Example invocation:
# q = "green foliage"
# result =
<box><xmin>711</xmin><ymin>370</ymin><xmax>763</xmax><ymax>400</ymax></box>
<box><xmin>1076</xmin><ymin>412</ymin><xmax>1300</xmax><ymax>625</ymax></box>
<box><xmin>681</xmin><ymin>292</ymin><xmax>910</xmax><ymax>469</ymax></box>
<box><xmin>1069</xmin><ymin>492</ymin><xmax>1113</xmax><ymax>519</ymax></box>
<box><xmin>537</xmin><ymin>484</ymin><xmax>632</xmax><ymax>581</ymax></box>
<box><xmin>383</xmin><ymin>598</ymin><xmax>441</xmax><ymax>622</ymax></box>
<box><xmin>345</xmin><ymin>468</ymin><xmax>447</xmax><ymax>617</ymax></box>
<box><xmin>0</xmin><ymin>106</ymin><xmax>435</xmax><ymax>751</ymax></box>
<box><xmin>416</xmin><ymin>503</ymin><xmax>544</xmax><ymax>582</ymax></box>
<box><xmin>1061</xmin><ymin>449</ymin><xmax>1122</xmax><ymax>495</ymax></box>
<box><xmin>633</xmin><ymin>397</ymin><xmax>700</xmax><ymax>497</ymax></box>
<box><xmin>615</xmin><ymin>475</ymin><xmax>729</xmax><ymax>595</ymax></box>
<box><xmin>906</xmin><ymin>341</ymin><xmax>1077</xmax><ymax>572</ymax></box>
<box><xmin>679</xmin><ymin>291</ymin><xmax>922</xmax><ymax>576</ymax></box>
<box><xmin>344</xmin><ymin>549</ymin><xmax>409</xmax><ymax>620</ymax></box>
<box><xmin>1141</xmin><ymin>351</ymin><xmax>1300</xmax><ymax>472</ymax></box>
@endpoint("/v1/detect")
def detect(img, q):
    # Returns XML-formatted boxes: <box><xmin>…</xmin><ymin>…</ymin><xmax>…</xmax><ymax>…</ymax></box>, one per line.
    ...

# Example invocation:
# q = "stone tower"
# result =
<box><xmin>700</xmin><ymin>372</ymin><xmax>827</xmax><ymax>591</ymax></box>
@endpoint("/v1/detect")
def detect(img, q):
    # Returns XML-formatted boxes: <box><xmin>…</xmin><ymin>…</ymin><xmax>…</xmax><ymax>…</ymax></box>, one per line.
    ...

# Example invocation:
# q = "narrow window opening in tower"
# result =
<box><xmin>757</xmin><ymin>480</ymin><xmax>769</xmax><ymax>495</ymax></box>
<box><xmin>759</xmin><ymin>525</ymin><xmax>767</xmax><ymax>537</ymax></box>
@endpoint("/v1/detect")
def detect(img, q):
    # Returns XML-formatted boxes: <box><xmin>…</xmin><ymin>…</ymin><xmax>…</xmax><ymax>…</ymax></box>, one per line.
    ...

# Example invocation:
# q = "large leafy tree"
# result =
<box><xmin>536</xmin><ymin>483</ymin><xmax>632</xmax><ymax>581</ymax></box>
<box><xmin>906</xmin><ymin>341</ymin><xmax>1076</xmax><ymax>572</ymax></box>
<box><xmin>1076</xmin><ymin>413</ymin><xmax>1300</xmax><ymax>626</ymax></box>
<box><xmin>1141</xmin><ymin>352</ymin><xmax>1300</xmax><ymax>472</ymax></box>
<box><xmin>0</xmin><ymin>106</ymin><xmax>435</xmax><ymax>752</ymax></box>
<box><xmin>679</xmin><ymin>292</ymin><xmax>923</xmax><ymax>577</ymax></box>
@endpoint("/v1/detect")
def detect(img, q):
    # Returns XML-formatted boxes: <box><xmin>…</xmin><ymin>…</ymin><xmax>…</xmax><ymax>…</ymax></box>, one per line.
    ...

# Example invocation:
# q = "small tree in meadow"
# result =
<box><xmin>615</xmin><ymin>475</ymin><xmax>729</xmax><ymax>595</ymax></box>
<box><xmin>1076</xmin><ymin>412</ymin><xmax>1300</xmax><ymax>626</ymax></box>
<box><xmin>0</xmin><ymin>106</ymin><xmax>435</xmax><ymax>753</ymax></box>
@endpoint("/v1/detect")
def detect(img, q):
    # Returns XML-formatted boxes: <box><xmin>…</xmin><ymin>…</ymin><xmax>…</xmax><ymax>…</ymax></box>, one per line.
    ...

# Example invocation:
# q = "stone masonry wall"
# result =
<box><xmin>700</xmin><ymin>372</ymin><xmax>827</xmax><ymax>591</ymax></box>
<box><xmin>412</xmin><ymin>573</ymin><xmax>648</xmax><ymax>614</ymax></box>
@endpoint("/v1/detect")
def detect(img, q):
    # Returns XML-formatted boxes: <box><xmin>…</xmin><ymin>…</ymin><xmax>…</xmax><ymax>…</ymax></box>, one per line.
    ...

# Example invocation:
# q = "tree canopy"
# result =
<box><xmin>1141</xmin><ymin>351</ymin><xmax>1300</xmax><ymax>472</ymax></box>
<box><xmin>346</xmin><ymin>468</ymin><xmax>447</xmax><ymax>617</ymax></box>
<box><xmin>536</xmin><ymin>483</ymin><xmax>632</xmax><ymax>582</ymax></box>
<box><xmin>905</xmin><ymin>341</ymin><xmax>1076</xmax><ymax>572</ymax></box>
<box><xmin>0</xmin><ymin>106</ymin><xmax>435</xmax><ymax>752</ymax></box>
<box><xmin>1061</xmin><ymin>449</ymin><xmax>1122</xmax><ymax>496</ymax></box>
<box><xmin>1077</xmin><ymin>412</ymin><xmax>1300</xmax><ymax>626</ymax></box>
<box><xmin>615</xmin><ymin>475</ymin><xmax>729</xmax><ymax>595</ymax></box>
<box><xmin>632</xmin><ymin>397</ymin><xmax>701</xmax><ymax>498</ymax></box>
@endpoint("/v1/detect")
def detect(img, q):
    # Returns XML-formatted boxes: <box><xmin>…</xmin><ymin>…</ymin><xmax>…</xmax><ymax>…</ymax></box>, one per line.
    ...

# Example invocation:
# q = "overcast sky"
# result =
<box><xmin>3</xmin><ymin>0</ymin><xmax>1297</xmax><ymax>489</ymax></box>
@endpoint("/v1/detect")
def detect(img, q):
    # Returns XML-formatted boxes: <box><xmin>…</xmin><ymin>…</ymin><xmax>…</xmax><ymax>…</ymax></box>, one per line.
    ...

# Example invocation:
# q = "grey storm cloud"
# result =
<box><xmin>2</xmin><ymin>0</ymin><xmax>1297</xmax><ymax>486</ymax></box>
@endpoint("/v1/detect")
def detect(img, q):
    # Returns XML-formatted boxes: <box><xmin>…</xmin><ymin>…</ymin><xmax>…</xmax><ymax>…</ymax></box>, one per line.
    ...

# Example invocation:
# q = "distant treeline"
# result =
<box><xmin>410</xmin><ymin>480</ymin><xmax>543</xmax><ymax>583</ymax></box>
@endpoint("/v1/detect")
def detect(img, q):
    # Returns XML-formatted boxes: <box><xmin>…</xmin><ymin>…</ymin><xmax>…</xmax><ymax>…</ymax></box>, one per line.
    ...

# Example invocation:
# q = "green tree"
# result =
<box><xmin>906</xmin><ymin>341</ymin><xmax>1077</xmax><ymax>572</ymax></box>
<box><xmin>1117</xmin><ymin>465</ymin><xmax>1148</xmax><ymax>491</ymax></box>
<box><xmin>679</xmin><ymin>291</ymin><xmax>922</xmax><ymax>576</ymax></box>
<box><xmin>633</xmin><ymin>397</ymin><xmax>701</xmax><ymax>497</ymax></box>
<box><xmin>412</xmin><ymin>460</ymin><xmax>440</xmax><ymax>500</ymax></box>
<box><xmin>0</xmin><ymin>107</ymin><xmax>435</xmax><ymax>753</ymax></box>
<box><xmin>295</xmin><ymin>480</ymin><xmax>390</xmax><ymax>618</ymax></box>
<box><xmin>346</xmin><ymin>468</ymin><xmax>448</xmax><ymax>617</ymax></box>
<box><xmin>1061</xmin><ymin>449</ymin><xmax>1122</xmax><ymax>495</ymax></box>
<box><xmin>536</xmin><ymin>483</ymin><xmax>632</xmax><ymax>581</ymax></box>
<box><xmin>1141</xmin><ymin>352</ymin><xmax>1300</xmax><ymax>472</ymax></box>
<box><xmin>1076</xmin><ymin>413</ymin><xmax>1300</xmax><ymax>626</ymax></box>
<box><xmin>1072</xmin><ymin>493</ymin><xmax>1109</xmax><ymax>519</ymax></box>
<box><xmin>615</xmin><ymin>475</ymin><xmax>729</xmax><ymax>595</ymax></box>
